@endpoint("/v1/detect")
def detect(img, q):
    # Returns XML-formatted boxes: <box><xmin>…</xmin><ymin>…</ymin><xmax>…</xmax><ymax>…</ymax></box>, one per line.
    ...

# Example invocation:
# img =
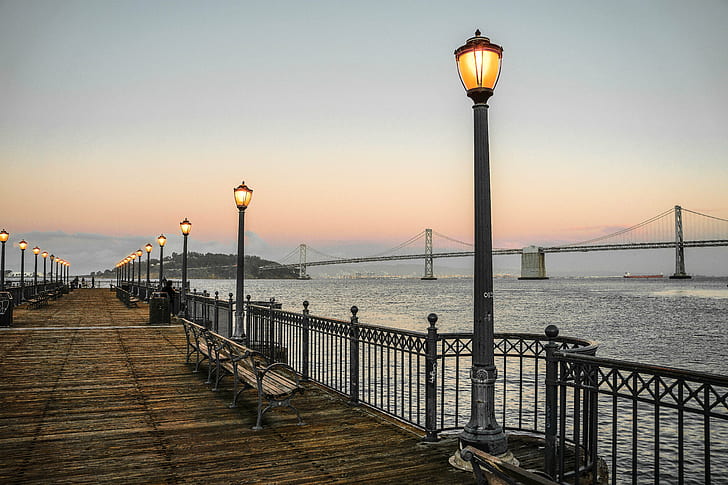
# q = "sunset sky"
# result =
<box><xmin>1</xmin><ymin>1</ymin><xmax>727</xmax><ymax>275</ymax></box>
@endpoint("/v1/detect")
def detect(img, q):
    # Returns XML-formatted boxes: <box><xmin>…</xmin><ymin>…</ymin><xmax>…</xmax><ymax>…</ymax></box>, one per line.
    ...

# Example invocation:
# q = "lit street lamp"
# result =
<box><xmin>49</xmin><ymin>254</ymin><xmax>55</xmax><ymax>285</ymax></box>
<box><xmin>453</xmin><ymin>31</ymin><xmax>509</xmax><ymax>458</ymax></box>
<box><xmin>0</xmin><ymin>229</ymin><xmax>8</xmax><ymax>290</ymax></box>
<box><xmin>234</xmin><ymin>181</ymin><xmax>253</xmax><ymax>340</ymax></box>
<box><xmin>130</xmin><ymin>253</ymin><xmax>136</xmax><ymax>291</ymax></box>
<box><xmin>32</xmin><ymin>247</ymin><xmax>40</xmax><ymax>295</ymax></box>
<box><xmin>41</xmin><ymin>251</ymin><xmax>48</xmax><ymax>286</ymax></box>
<box><xmin>136</xmin><ymin>249</ymin><xmax>143</xmax><ymax>290</ymax></box>
<box><xmin>180</xmin><ymin>218</ymin><xmax>192</xmax><ymax>317</ymax></box>
<box><xmin>145</xmin><ymin>243</ymin><xmax>153</xmax><ymax>291</ymax></box>
<box><xmin>19</xmin><ymin>240</ymin><xmax>28</xmax><ymax>300</ymax></box>
<box><xmin>157</xmin><ymin>234</ymin><xmax>167</xmax><ymax>288</ymax></box>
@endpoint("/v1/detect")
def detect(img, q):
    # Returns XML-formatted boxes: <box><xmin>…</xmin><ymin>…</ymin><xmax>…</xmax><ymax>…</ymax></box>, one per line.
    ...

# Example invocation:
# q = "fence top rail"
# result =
<box><xmin>187</xmin><ymin>292</ymin><xmax>233</xmax><ymax>306</ymax></box>
<box><xmin>442</xmin><ymin>331</ymin><xmax>597</xmax><ymax>350</ymax></box>
<box><xmin>556</xmin><ymin>350</ymin><xmax>728</xmax><ymax>385</ymax></box>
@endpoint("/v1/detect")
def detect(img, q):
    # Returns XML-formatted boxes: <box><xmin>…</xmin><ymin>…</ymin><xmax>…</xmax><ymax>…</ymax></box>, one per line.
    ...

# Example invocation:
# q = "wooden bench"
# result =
<box><xmin>26</xmin><ymin>291</ymin><xmax>50</xmax><ymax>309</ymax></box>
<box><xmin>114</xmin><ymin>286</ymin><xmax>141</xmax><ymax>308</ymax></box>
<box><xmin>460</xmin><ymin>445</ymin><xmax>558</xmax><ymax>485</ymax></box>
<box><xmin>182</xmin><ymin>319</ymin><xmax>216</xmax><ymax>384</ymax></box>
<box><xmin>182</xmin><ymin>320</ymin><xmax>305</xmax><ymax>430</ymax></box>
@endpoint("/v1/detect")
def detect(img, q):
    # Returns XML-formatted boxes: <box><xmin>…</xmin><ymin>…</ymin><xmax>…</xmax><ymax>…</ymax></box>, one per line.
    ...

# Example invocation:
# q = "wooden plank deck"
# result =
<box><xmin>0</xmin><ymin>288</ymin><xmax>476</xmax><ymax>484</ymax></box>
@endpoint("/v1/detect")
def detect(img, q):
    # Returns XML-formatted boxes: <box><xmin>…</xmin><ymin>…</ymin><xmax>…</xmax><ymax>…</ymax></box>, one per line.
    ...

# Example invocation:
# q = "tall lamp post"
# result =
<box><xmin>453</xmin><ymin>31</ymin><xmax>509</xmax><ymax>458</ymax></box>
<box><xmin>136</xmin><ymin>249</ymin><xmax>143</xmax><ymax>290</ymax></box>
<box><xmin>157</xmin><ymin>234</ymin><xmax>167</xmax><ymax>288</ymax></box>
<box><xmin>49</xmin><ymin>254</ymin><xmax>55</xmax><ymax>286</ymax></box>
<box><xmin>19</xmin><ymin>240</ymin><xmax>28</xmax><ymax>300</ymax></box>
<box><xmin>130</xmin><ymin>253</ymin><xmax>136</xmax><ymax>292</ymax></box>
<box><xmin>32</xmin><ymin>247</ymin><xmax>40</xmax><ymax>295</ymax></box>
<box><xmin>145</xmin><ymin>243</ymin><xmax>153</xmax><ymax>290</ymax></box>
<box><xmin>179</xmin><ymin>218</ymin><xmax>192</xmax><ymax>317</ymax></box>
<box><xmin>41</xmin><ymin>251</ymin><xmax>48</xmax><ymax>286</ymax></box>
<box><xmin>233</xmin><ymin>182</ymin><xmax>253</xmax><ymax>341</ymax></box>
<box><xmin>0</xmin><ymin>229</ymin><xmax>8</xmax><ymax>290</ymax></box>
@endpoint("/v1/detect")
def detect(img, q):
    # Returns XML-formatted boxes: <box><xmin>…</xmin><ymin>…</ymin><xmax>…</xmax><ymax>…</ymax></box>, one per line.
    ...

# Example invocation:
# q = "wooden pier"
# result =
<box><xmin>0</xmin><ymin>288</ymin><xmax>477</xmax><ymax>484</ymax></box>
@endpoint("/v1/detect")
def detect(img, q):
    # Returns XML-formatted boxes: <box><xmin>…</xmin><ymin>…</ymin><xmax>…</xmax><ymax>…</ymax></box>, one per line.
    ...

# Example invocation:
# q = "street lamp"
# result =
<box><xmin>19</xmin><ymin>240</ymin><xmax>27</xmax><ymax>300</ymax></box>
<box><xmin>453</xmin><ymin>31</ymin><xmax>509</xmax><ymax>458</ymax></box>
<box><xmin>180</xmin><ymin>218</ymin><xmax>192</xmax><ymax>317</ymax></box>
<box><xmin>136</xmin><ymin>249</ymin><xmax>143</xmax><ymax>290</ymax></box>
<box><xmin>145</xmin><ymin>243</ymin><xmax>153</xmax><ymax>290</ymax></box>
<box><xmin>157</xmin><ymin>234</ymin><xmax>167</xmax><ymax>288</ymax></box>
<box><xmin>0</xmin><ymin>229</ymin><xmax>8</xmax><ymax>290</ymax></box>
<box><xmin>49</xmin><ymin>254</ymin><xmax>55</xmax><ymax>285</ymax></box>
<box><xmin>130</xmin><ymin>253</ymin><xmax>136</xmax><ymax>291</ymax></box>
<box><xmin>32</xmin><ymin>247</ymin><xmax>40</xmax><ymax>295</ymax></box>
<box><xmin>41</xmin><ymin>251</ymin><xmax>48</xmax><ymax>286</ymax></box>
<box><xmin>234</xmin><ymin>181</ymin><xmax>253</xmax><ymax>340</ymax></box>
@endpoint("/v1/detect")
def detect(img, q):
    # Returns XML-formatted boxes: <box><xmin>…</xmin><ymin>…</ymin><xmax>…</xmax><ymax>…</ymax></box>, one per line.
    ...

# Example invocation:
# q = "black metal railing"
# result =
<box><xmin>244</xmin><ymin>302</ymin><xmax>595</xmax><ymax>440</ymax></box>
<box><xmin>242</xmin><ymin>300</ymin><xmax>723</xmax><ymax>483</ymax></box>
<box><xmin>2</xmin><ymin>282</ymin><xmax>66</xmax><ymax>304</ymax></box>
<box><xmin>545</xmin><ymin>327</ymin><xmax>728</xmax><ymax>484</ymax></box>
<box><xmin>186</xmin><ymin>290</ymin><xmax>234</xmax><ymax>338</ymax></box>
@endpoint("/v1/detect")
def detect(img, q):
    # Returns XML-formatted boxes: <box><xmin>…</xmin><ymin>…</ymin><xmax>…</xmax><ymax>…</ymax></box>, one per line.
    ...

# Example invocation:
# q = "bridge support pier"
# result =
<box><xmin>422</xmin><ymin>229</ymin><xmax>437</xmax><ymax>280</ymax></box>
<box><xmin>298</xmin><ymin>244</ymin><xmax>310</xmax><ymax>280</ymax></box>
<box><xmin>519</xmin><ymin>246</ymin><xmax>548</xmax><ymax>280</ymax></box>
<box><xmin>670</xmin><ymin>205</ymin><xmax>692</xmax><ymax>279</ymax></box>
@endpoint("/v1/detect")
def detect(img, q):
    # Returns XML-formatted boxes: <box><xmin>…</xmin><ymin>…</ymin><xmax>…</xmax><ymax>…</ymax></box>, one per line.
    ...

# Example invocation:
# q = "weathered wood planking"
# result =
<box><xmin>1</xmin><ymin>289</ymin><xmax>477</xmax><ymax>484</ymax></box>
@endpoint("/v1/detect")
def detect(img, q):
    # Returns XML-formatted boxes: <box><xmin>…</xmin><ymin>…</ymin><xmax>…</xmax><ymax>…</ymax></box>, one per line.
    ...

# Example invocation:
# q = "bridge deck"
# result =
<box><xmin>1</xmin><ymin>288</ymin><xmax>480</xmax><ymax>483</ymax></box>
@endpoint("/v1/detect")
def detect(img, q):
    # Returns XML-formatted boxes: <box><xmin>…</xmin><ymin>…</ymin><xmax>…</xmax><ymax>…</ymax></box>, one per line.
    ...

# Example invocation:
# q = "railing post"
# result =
<box><xmin>228</xmin><ymin>293</ymin><xmax>234</xmax><ymax>339</ymax></box>
<box><xmin>302</xmin><ymin>300</ymin><xmax>310</xmax><ymax>381</ymax></box>
<box><xmin>268</xmin><ymin>297</ymin><xmax>276</xmax><ymax>360</ymax></box>
<box><xmin>214</xmin><ymin>291</ymin><xmax>219</xmax><ymax>333</ymax></box>
<box><xmin>349</xmin><ymin>305</ymin><xmax>360</xmax><ymax>405</ymax></box>
<box><xmin>544</xmin><ymin>324</ymin><xmax>560</xmax><ymax>480</ymax></box>
<box><xmin>424</xmin><ymin>313</ymin><xmax>439</xmax><ymax>442</ymax></box>
<box><xmin>245</xmin><ymin>294</ymin><xmax>251</xmax><ymax>345</ymax></box>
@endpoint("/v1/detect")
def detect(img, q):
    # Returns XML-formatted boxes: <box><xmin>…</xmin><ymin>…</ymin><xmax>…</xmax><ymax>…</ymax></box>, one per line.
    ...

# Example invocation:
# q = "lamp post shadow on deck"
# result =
<box><xmin>233</xmin><ymin>181</ymin><xmax>253</xmax><ymax>342</ymax></box>
<box><xmin>450</xmin><ymin>30</ymin><xmax>517</xmax><ymax>469</ymax></box>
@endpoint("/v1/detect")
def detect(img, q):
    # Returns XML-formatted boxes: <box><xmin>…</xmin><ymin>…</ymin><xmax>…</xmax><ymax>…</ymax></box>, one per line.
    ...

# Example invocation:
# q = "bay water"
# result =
<box><xmin>185</xmin><ymin>275</ymin><xmax>728</xmax><ymax>375</ymax></box>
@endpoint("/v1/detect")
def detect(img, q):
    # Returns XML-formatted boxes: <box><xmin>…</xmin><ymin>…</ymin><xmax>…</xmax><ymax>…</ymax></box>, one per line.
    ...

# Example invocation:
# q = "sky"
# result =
<box><xmin>1</xmin><ymin>0</ymin><xmax>727</xmax><ymax>276</ymax></box>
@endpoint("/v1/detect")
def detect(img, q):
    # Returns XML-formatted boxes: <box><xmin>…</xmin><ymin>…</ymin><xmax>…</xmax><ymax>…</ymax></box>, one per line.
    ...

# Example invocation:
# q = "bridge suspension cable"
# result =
<box><xmin>365</xmin><ymin>231</ymin><xmax>426</xmax><ymax>257</ymax></box>
<box><xmin>306</xmin><ymin>246</ymin><xmax>349</xmax><ymax>261</ymax></box>
<box><xmin>278</xmin><ymin>247</ymin><xmax>300</xmax><ymax>264</ymax></box>
<box><xmin>432</xmin><ymin>230</ymin><xmax>474</xmax><ymax>248</ymax></box>
<box><xmin>555</xmin><ymin>208</ymin><xmax>675</xmax><ymax>248</ymax></box>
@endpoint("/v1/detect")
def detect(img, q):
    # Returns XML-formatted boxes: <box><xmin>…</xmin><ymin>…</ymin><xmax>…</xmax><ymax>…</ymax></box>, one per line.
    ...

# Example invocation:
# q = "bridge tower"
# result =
<box><xmin>518</xmin><ymin>246</ymin><xmax>548</xmax><ymax>280</ymax></box>
<box><xmin>421</xmin><ymin>228</ymin><xmax>437</xmax><ymax>280</ymax></box>
<box><xmin>670</xmin><ymin>205</ymin><xmax>691</xmax><ymax>279</ymax></box>
<box><xmin>298</xmin><ymin>244</ymin><xmax>310</xmax><ymax>280</ymax></box>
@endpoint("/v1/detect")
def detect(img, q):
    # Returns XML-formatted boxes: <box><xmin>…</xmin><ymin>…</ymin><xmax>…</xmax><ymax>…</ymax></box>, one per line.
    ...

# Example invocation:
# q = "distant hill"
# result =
<box><xmin>91</xmin><ymin>252</ymin><xmax>297</xmax><ymax>279</ymax></box>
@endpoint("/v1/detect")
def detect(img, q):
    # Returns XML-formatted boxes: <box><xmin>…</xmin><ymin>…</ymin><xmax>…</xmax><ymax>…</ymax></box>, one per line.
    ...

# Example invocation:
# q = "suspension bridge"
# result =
<box><xmin>260</xmin><ymin>206</ymin><xmax>728</xmax><ymax>279</ymax></box>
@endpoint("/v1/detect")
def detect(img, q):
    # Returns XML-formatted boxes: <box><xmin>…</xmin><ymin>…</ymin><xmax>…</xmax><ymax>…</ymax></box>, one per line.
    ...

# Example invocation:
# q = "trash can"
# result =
<box><xmin>0</xmin><ymin>291</ymin><xmax>13</xmax><ymax>327</ymax></box>
<box><xmin>149</xmin><ymin>291</ymin><xmax>170</xmax><ymax>324</ymax></box>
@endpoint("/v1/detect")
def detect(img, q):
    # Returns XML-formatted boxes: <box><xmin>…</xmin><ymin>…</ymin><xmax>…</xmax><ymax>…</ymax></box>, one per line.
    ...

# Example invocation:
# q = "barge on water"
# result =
<box><xmin>623</xmin><ymin>272</ymin><xmax>664</xmax><ymax>279</ymax></box>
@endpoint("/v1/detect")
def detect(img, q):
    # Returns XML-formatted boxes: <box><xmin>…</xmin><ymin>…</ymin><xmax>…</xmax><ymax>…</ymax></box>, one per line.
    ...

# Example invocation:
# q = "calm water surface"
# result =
<box><xmin>184</xmin><ymin>276</ymin><xmax>728</xmax><ymax>375</ymax></box>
